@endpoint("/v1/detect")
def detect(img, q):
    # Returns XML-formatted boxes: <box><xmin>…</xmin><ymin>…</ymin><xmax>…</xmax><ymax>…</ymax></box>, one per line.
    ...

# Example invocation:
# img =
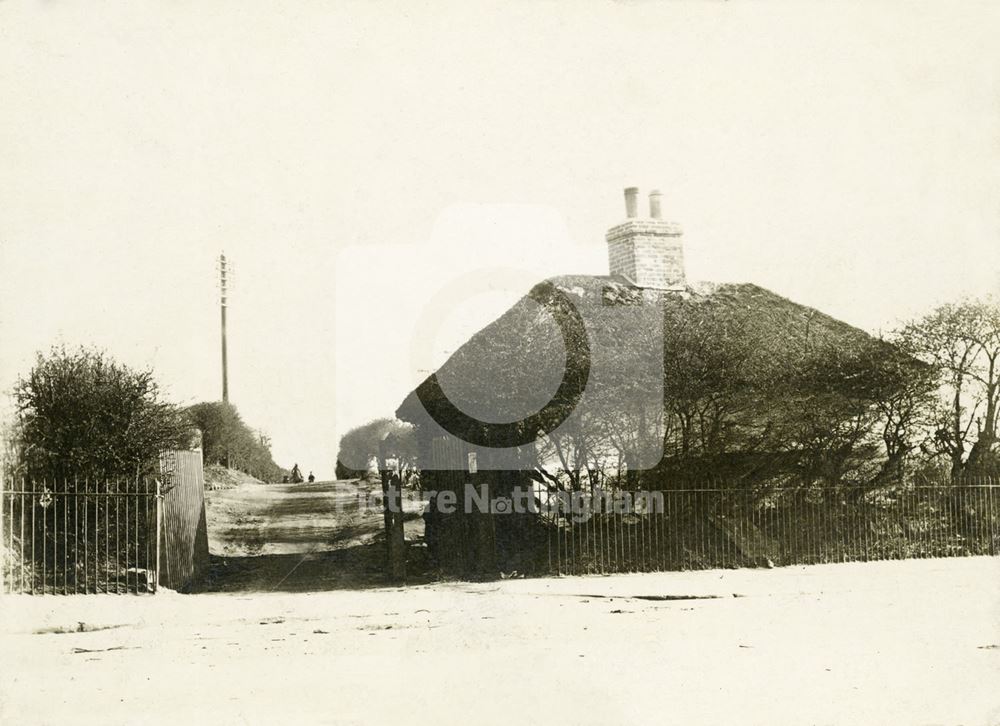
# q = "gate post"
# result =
<box><xmin>989</xmin><ymin>478</ymin><xmax>996</xmax><ymax>557</ymax></box>
<box><xmin>0</xmin><ymin>470</ymin><xmax>5</xmax><ymax>594</ymax></box>
<box><xmin>154</xmin><ymin>478</ymin><xmax>162</xmax><ymax>593</ymax></box>
<box><xmin>379</xmin><ymin>435</ymin><xmax>406</xmax><ymax>583</ymax></box>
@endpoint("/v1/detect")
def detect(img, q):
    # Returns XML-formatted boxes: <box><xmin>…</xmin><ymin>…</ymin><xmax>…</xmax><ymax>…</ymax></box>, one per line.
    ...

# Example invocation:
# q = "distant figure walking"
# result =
<box><xmin>290</xmin><ymin>463</ymin><xmax>303</xmax><ymax>484</ymax></box>
<box><xmin>308</xmin><ymin>471</ymin><xmax>315</xmax><ymax>483</ymax></box>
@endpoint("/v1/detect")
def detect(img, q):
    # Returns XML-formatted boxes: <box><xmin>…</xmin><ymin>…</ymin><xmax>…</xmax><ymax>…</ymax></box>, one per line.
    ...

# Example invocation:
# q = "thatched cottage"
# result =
<box><xmin>396</xmin><ymin>188</ymin><xmax>912</xmax><ymax>576</ymax></box>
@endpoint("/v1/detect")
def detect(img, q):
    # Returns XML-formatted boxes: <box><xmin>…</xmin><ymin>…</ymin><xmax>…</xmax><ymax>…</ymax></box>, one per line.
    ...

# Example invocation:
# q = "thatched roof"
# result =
<box><xmin>396</xmin><ymin>275</ymin><xmax>887</xmax><ymax>452</ymax></box>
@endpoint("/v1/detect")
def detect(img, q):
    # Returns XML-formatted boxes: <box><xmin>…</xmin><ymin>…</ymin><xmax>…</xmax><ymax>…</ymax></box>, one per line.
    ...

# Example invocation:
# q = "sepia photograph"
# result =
<box><xmin>1</xmin><ymin>2</ymin><xmax>999</xmax><ymax>724</ymax></box>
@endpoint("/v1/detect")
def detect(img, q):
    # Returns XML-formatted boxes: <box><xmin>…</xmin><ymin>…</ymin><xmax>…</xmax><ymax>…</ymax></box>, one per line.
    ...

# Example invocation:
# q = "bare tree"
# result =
<box><xmin>899</xmin><ymin>298</ymin><xmax>1000</xmax><ymax>477</ymax></box>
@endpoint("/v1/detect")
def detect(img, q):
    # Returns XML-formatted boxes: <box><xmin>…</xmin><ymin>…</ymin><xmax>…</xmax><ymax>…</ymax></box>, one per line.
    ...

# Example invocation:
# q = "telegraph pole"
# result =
<box><xmin>219</xmin><ymin>252</ymin><xmax>229</xmax><ymax>403</ymax></box>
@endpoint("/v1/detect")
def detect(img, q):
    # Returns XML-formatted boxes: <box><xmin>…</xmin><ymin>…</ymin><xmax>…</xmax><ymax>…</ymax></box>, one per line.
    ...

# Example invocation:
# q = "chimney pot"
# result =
<box><xmin>649</xmin><ymin>189</ymin><xmax>663</xmax><ymax>219</ymax></box>
<box><xmin>624</xmin><ymin>187</ymin><xmax>639</xmax><ymax>218</ymax></box>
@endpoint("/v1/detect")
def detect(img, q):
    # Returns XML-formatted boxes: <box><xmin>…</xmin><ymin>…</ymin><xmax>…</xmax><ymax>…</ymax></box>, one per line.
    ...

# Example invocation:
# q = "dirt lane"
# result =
<box><xmin>199</xmin><ymin>479</ymin><xmax>425</xmax><ymax>592</ymax></box>
<box><xmin>205</xmin><ymin>480</ymin><xmax>384</xmax><ymax>556</ymax></box>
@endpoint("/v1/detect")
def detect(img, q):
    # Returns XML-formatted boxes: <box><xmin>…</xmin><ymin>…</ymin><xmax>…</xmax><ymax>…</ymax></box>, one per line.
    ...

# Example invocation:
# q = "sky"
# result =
<box><xmin>2</xmin><ymin>2</ymin><xmax>999</xmax><ymax>478</ymax></box>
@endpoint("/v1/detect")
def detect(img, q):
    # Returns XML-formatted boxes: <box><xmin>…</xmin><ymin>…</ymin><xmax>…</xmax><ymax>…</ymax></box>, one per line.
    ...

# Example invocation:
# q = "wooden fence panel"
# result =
<box><xmin>158</xmin><ymin>451</ymin><xmax>209</xmax><ymax>591</ymax></box>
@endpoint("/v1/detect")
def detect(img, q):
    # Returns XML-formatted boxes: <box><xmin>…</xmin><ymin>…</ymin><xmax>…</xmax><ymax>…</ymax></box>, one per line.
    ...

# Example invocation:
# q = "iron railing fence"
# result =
<box><xmin>1</xmin><ymin>477</ymin><xmax>161</xmax><ymax>594</ymax></box>
<box><xmin>540</xmin><ymin>480</ymin><xmax>1000</xmax><ymax>576</ymax></box>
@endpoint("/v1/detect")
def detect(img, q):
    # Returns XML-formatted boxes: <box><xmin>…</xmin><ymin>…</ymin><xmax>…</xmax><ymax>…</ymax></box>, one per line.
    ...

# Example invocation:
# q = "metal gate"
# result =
<box><xmin>1</xmin><ymin>477</ymin><xmax>161</xmax><ymax>595</ymax></box>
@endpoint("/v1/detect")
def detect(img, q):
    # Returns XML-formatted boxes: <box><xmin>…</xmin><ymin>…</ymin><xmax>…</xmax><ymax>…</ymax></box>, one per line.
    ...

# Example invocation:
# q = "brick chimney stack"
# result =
<box><xmin>606</xmin><ymin>186</ymin><xmax>685</xmax><ymax>289</ymax></box>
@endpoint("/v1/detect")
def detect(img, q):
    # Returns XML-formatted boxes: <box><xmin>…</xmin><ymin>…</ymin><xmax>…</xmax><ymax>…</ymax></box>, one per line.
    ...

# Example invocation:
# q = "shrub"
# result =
<box><xmin>185</xmin><ymin>401</ymin><xmax>285</xmax><ymax>481</ymax></box>
<box><xmin>12</xmin><ymin>346</ymin><xmax>187</xmax><ymax>481</ymax></box>
<box><xmin>336</xmin><ymin>418</ymin><xmax>416</xmax><ymax>481</ymax></box>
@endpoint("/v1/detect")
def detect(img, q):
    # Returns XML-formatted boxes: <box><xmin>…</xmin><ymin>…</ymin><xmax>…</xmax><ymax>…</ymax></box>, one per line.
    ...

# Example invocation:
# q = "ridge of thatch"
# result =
<box><xmin>396</xmin><ymin>275</ymin><xmax>883</xmax><ymax>437</ymax></box>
